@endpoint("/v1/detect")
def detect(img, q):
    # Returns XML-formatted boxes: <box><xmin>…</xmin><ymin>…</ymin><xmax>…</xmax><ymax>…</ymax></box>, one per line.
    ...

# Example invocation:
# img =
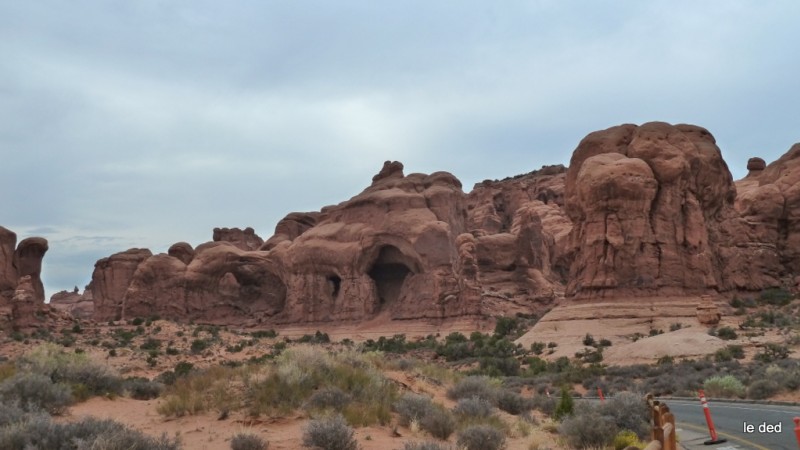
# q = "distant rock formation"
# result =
<box><xmin>0</xmin><ymin>227</ymin><xmax>52</xmax><ymax>329</ymax></box>
<box><xmin>49</xmin><ymin>288</ymin><xmax>94</xmax><ymax>320</ymax></box>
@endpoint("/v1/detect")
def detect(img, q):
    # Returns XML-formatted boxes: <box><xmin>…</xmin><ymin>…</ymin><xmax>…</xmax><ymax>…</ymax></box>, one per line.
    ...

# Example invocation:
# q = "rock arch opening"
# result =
<box><xmin>367</xmin><ymin>245</ymin><xmax>414</xmax><ymax>307</ymax></box>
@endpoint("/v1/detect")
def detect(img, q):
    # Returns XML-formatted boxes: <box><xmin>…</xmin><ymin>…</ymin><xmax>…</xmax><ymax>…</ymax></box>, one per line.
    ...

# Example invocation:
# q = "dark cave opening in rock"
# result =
<box><xmin>327</xmin><ymin>275</ymin><xmax>341</xmax><ymax>299</ymax></box>
<box><xmin>368</xmin><ymin>246</ymin><xmax>413</xmax><ymax>307</ymax></box>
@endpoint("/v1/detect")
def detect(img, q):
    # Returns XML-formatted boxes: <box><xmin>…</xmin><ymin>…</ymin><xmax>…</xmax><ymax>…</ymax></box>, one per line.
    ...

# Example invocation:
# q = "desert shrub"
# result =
<box><xmin>598</xmin><ymin>338</ymin><xmax>612</xmax><ymax>347</ymax></box>
<box><xmin>559</xmin><ymin>408</ymin><xmax>617</xmax><ymax>449</ymax></box>
<box><xmin>755</xmin><ymin>343</ymin><xmax>790</xmax><ymax>363</ymax></box>
<box><xmin>613</xmin><ymin>429</ymin><xmax>647</xmax><ymax>450</ymax></box>
<box><xmin>231</xmin><ymin>432</ymin><xmax>269</xmax><ymax>450</ymax></box>
<box><xmin>394</xmin><ymin>393</ymin><xmax>435</xmax><ymax>426</ymax></box>
<box><xmin>746</xmin><ymin>379</ymin><xmax>780</xmax><ymax>400</ymax></box>
<box><xmin>0</xmin><ymin>373</ymin><xmax>72</xmax><ymax>414</ymax></box>
<box><xmin>495</xmin><ymin>389</ymin><xmax>528</xmax><ymax>415</ymax></box>
<box><xmin>553</xmin><ymin>386</ymin><xmax>574</xmax><ymax>420</ymax></box>
<box><xmin>456</xmin><ymin>425</ymin><xmax>506</xmax><ymax>450</ymax></box>
<box><xmin>305</xmin><ymin>387</ymin><xmax>352</xmax><ymax>413</ymax></box>
<box><xmin>302</xmin><ymin>415</ymin><xmax>358</xmax><ymax>450</ymax></box>
<box><xmin>420</xmin><ymin>406</ymin><xmax>456</xmax><ymax>440</ymax></box>
<box><xmin>669</xmin><ymin>323</ymin><xmax>683</xmax><ymax>332</ymax></box>
<box><xmin>453</xmin><ymin>397</ymin><xmax>493</xmax><ymax>419</ymax></box>
<box><xmin>477</xmin><ymin>357</ymin><xmax>520</xmax><ymax>377</ymax></box>
<box><xmin>123</xmin><ymin>377</ymin><xmax>163</xmax><ymax>400</ymax></box>
<box><xmin>0</xmin><ymin>415</ymin><xmax>180</xmax><ymax>450</ymax></box>
<box><xmin>0</xmin><ymin>404</ymin><xmax>26</xmax><ymax>427</ymax></box>
<box><xmin>758</xmin><ymin>287</ymin><xmax>794</xmax><ymax>306</ymax></box>
<box><xmin>703</xmin><ymin>375</ymin><xmax>745</xmax><ymax>398</ymax></box>
<box><xmin>403</xmin><ymin>442</ymin><xmax>449</xmax><ymax>450</ymax></box>
<box><xmin>582</xmin><ymin>334</ymin><xmax>595</xmax><ymax>346</ymax></box>
<box><xmin>716</xmin><ymin>327</ymin><xmax>738</xmax><ymax>340</ymax></box>
<box><xmin>528</xmin><ymin>395</ymin><xmax>555</xmax><ymax>417</ymax></box>
<box><xmin>158</xmin><ymin>366</ymin><xmax>238</xmax><ymax>417</ymax></box>
<box><xmin>190</xmin><ymin>339</ymin><xmax>211</xmax><ymax>354</ymax></box>
<box><xmin>530</xmin><ymin>342</ymin><xmax>545</xmax><ymax>355</ymax></box>
<box><xmin>17</xmin><ymin>343</ymin><xmax>123</xmax><ymax>398</ymax></box>
<box><xmin>597</xmin><ymin>392</ymin><xmax>650</xmax><ymax>439</ymax></box>
<box><xmin>446</xmin><ymin>376</ymin><xmax>496</xmax><ymax>402</ymax></box>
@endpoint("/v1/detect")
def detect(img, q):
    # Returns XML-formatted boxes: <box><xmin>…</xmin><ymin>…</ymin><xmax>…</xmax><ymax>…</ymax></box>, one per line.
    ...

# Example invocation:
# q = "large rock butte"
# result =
<box><xmin>7</xmin><ymin>121</ymin><xmax>795</xmax><ymax>328</ymax></box>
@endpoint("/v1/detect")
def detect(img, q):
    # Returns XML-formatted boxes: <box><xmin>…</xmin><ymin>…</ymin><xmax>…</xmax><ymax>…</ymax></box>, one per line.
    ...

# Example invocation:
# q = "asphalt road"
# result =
<box><xmin>664</xmin><ymin>399</ymin><xmax>800</xmax><ymax>450</ymax></box>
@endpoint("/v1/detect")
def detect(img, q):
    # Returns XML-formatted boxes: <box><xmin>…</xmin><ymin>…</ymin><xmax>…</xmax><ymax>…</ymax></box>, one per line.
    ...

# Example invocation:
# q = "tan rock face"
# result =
<box><xmin>0</xmin><ymin>228</ymin><xmax>51</xmax><ymax>329</ymax></box>
<box><xmin>13</xmin><ymin>237</ymin><xmax>49</xmax><ymax>302</ymax></box>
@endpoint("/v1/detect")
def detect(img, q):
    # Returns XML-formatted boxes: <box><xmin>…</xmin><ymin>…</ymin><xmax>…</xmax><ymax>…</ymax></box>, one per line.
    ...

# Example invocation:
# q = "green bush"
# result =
<box><xmin>582</xmin><ymin>334</ymin><xmax>595</xmax><ymax>346</ymax></box>
<box><xmin>716</xmin><ymin>327</ymin><xmax>738</xmax><ymax>340</ymax></box>
<box><xmin>703</xmin><ymin>375</ymin><xmax>745</xmax><ymax>398</ymax></box>
<box><xmin>755</xmin><ymin>343</ymin><xmax>789</xmax><ymax>363</ymax></box>
<box><xmin>302</xmin><ymin>415</ymin><xmax>358</xmax><ymax>450</ymax></box>
<box><xmin>231</xmin><ymin>432</ymin><xmax>269</xmax><ymax>450</ymax></box>
<box><xmin>758</xmin><ymin>288</ymin><xmax>794</xmax><ymax>306</ymax></box>
<box><xmin>613</xmin><ymin>429</ymin><xmax>647</xmax><ymax>450</ymax></box>
<box><xmin>553</xmin><ymin>386</ymin><xmax>574</xmax><ymax>420</ymax></box>
<box><xmin>305</xmin><ymin>387</ymin><xmax>352</xmax><ymax>413</ymax></box>
<box><xmin>456</xmin><ymin>425</ymin><xmax>506</xmax><ymax>450</ymax></box>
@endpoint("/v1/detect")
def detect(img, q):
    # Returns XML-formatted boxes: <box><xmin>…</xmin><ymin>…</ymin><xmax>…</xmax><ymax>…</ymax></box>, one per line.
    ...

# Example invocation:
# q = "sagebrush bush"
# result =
<box><xmin>703</xmin><ymin>375</ymin><xmax>745</xmax><ymax>398</ymax></box>
<box><xmin>495</xmin><ymin>390</ymin><xmax>528</xmax><ymax>415</ymax></box>
<box><xmin>0</xmin><ymin>373</ymin><xmax>73</xmax><ymax>414</ymax></box>
<box><xmin>394</xmin><ymin>393</ymin><xmax>434</xmax><ymax>426</ymax></box>
<box><xmin>559</xmin><ymin>407</ymin><xmax>617</xmax><ymax>449</ymax></box>
<box><xmin>746</xmin><ymin>379</ymin><xmax>780</xmax><ymax>400</ymax></box>
<box><xmin>528</xmin><ymin>395</ymin><xmax>555</xmax><ymax>417</ymax></box>
<box><xmin>0</xmin><ymin>415</ymin><xmax>180</xmax><ymax>450</ymax></box>
<box><xmin>456</xmin><ymin>425</ymin><xmax>506</xmax><ymax>450</ymax></box>
<box><xmin>18</xmin><ymin>343</ymin><xmax>123</xmax><ymax>398</ymax></box>
<box><xmin>597</xmin><ymin>392</ymin><xmax>650</xmax><ymax>439</ymax></box>
<box><xmin>403</xmin><ymin>441</ymin><xmax>449</xmax><ymax>450</ymax></box>
<box><xmin>420</xmin><ymin>406</ymin><xmax>455</xmax><ymax>440</ymax></box>
<box><xmin>446</xmin><ymin>376</ymin><xmax>496</xmax><ymax>402</ymax></box>
<box><xmin>453</xmin><ymin>396</ymin><xmax>493</xmax><ymax>419</ymax></box>
<box><xmin>302</xmin><ymin>415</ymin><xmax>358</xmax><ymax>450</ymax></box>
<box><xmin>0</xmin><ymin>404</ymin><xmax>25</xmax><ymax>427</ymax></box>
<box><xmin>305</xmin><ymin>387</ymin><xmax>352</xmax><ymax>413</ymax></box>
<box><xmin>231</xmin><ymin>432</ymin><xmax>269</xmax><ymax>450</ymax></box>
<box><xmin>123</xmin><ymin>377</ymin><xmax>163</xmax><ymax>400</ymax></box>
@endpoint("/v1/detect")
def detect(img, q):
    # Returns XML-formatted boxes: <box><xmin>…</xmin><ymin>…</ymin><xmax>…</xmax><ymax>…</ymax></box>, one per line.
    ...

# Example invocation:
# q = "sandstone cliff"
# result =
<box><xmin>21</xmin><ymin>121</ymin><xmax>797</xmax><ymax>327</ymax></box>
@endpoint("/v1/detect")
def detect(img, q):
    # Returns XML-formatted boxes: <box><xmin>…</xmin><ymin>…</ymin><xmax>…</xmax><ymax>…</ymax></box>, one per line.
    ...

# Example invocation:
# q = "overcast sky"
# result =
<box><xmin>2</xmin><ymin>1</ymin><xmax>799</xmax><ymax>299</ymax></box>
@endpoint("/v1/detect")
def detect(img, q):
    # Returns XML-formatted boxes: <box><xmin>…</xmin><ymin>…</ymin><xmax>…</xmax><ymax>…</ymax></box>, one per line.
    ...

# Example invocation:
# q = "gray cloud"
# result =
<box><xmin>2</xmin><ymin>1</ymin><xmax>799</xmax><ymax>298</ymax></box>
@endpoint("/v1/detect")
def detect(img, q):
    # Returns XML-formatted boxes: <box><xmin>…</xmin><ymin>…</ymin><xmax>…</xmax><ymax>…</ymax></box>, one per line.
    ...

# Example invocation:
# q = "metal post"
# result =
<box><xmin>698</xmin><ymin>389</ymin><xmax>726</xmax><ymax>445</ymax></box>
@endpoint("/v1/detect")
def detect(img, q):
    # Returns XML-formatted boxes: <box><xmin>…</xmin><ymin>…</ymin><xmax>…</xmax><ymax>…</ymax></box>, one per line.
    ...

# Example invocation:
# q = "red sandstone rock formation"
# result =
<box><xmin>564</xmin><ymin>122</ymin><xmax>741</xmax><ymax>297</ymax></box>
<box><xmin>0</xmin><ymin>228</ymin><xmax>52</xmax><ymax>329</ymax></box>
<box><xmin>74</xmin><ymin>124</ymin><xmax>800</xmax><ymax>325</ymax></box>
<box><xmin>213</xmin><ymin>227</ymin><xmax>263</xmax><ymax>251</ymax></box>
<box><xmin>49</xmin><ymin>288</ymin><xmax>94</xmax><ymax>320</ymax></box>
<box><xmin>735</xmin><ymin>144</ymin><xmax>800</xmax><ymax>277</ymax></box>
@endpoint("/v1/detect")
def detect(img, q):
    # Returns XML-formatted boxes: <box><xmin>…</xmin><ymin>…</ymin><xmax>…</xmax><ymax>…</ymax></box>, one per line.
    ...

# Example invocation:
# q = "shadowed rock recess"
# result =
<box><xmin>5</xmin><ymin>122</ymin><xmax>799</xmax><ymax>329</ymax></box>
